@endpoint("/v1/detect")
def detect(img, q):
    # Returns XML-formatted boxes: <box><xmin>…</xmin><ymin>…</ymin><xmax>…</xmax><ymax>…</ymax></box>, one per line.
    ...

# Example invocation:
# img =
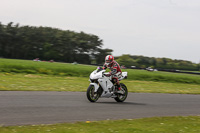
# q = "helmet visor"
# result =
<box><xmin>105</xmin><ymin>60</ymin><xmax>111</xmax><ymax>65</ymax></box>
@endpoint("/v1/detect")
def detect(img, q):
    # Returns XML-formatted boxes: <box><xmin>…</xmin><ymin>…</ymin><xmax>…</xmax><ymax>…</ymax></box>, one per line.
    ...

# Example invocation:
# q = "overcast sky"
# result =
<box><xmin>0</xmin><ymin>0</ymin><xmax>200</xmax><ymax>63</ymax></box>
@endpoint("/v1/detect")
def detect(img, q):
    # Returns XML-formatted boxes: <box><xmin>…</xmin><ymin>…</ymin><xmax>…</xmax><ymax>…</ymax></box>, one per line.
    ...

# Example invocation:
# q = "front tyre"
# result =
<box><xmin>114</xmin><ymin>83</ymin><xmax>128</xmax><ymax>102</ymax></box>
<box><xmin>86</xmin><ymin>85</ymin><xmax>100</xmax><ymax>102</ymax></box>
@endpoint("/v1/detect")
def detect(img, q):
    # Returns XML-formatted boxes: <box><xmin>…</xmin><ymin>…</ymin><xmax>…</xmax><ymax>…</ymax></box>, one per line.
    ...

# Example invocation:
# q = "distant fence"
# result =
<box><xmin>92</xmin><ymin>64</ymin><xmax>200</xmax><ymax>75</ymax></box>
<box><xmin>157</xmin><ymin>69</ymin><xmax>200</xmax><ymax>75</ymax></box>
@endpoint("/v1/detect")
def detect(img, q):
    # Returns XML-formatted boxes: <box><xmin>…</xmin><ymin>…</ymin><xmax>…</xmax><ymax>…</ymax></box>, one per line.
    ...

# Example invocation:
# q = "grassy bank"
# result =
<box><xmin>1</xmin><ymin>73</ymin><xmax>200</xmax><ymax>94</ymax></box>
<box><xmin>0</xmin><ymin>116</ymin><xmax>200</xmax><ymax>133</ymax></box>
<box><xmin>1</xmin><ymin>58</ymin><xmax>200</xmax><ymax>84</ymax></box>
<box><xmin>0</xmin><ymin>58</ymin><xmax>95</xmax><ymax>76</ymax></box>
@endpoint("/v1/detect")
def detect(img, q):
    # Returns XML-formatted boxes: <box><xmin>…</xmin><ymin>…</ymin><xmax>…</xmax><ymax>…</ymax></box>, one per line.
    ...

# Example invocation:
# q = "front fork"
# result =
<box><xmin>90</xmin><ymin>83</ymin><xmax>99</xmax><ymax>92</ymax></box>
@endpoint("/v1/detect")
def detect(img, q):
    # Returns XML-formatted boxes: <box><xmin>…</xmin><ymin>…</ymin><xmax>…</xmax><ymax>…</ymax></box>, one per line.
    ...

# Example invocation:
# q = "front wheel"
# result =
<box><xmin>86</xmin><ymin>85</ymin><xmax>100</xmax><ymax>102</ymax></box>
<box><xmin>114</xmin><ymin>83</ymin><xmax>128</xmax><ymax>102</ymax></box>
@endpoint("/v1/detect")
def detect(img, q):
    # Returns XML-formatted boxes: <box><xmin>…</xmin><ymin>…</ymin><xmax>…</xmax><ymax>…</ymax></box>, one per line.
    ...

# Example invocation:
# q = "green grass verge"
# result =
<box><xmin>0</xmin><ymin>58</ymin><xmax>95</xmax><ymax>77</ymax></box>
<box><xmin>1</xmin><ymin>58</ymin><xmax>200</xmax><ymax>85</ymax></box>
<box><xmin>1</xmin><ymin>73</ymin><xmax>200</xmax><ymax>94</ymax></box>
<box><xmin>0</xmin><ymin>116</ymin><xmax>200</xmax><ymax>133</ymax></box>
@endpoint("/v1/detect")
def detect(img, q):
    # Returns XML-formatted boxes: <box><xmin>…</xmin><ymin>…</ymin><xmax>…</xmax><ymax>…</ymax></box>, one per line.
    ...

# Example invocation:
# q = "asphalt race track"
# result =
<box><xmin>0</xmin><ymin>91</ymin><xmax>200</xmax><ymax>126</ymax></box>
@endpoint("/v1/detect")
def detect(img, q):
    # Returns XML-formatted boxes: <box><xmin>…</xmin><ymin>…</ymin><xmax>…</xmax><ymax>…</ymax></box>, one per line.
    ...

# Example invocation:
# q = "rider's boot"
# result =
<box><xmin>117</xmin><ymin>86</ymin><xmax>124</xmax><ymax>94</ymax></box>
<box><xmin>115</xmin><ymin>84</ymin><xmax>124</xmax><ymax>94</ymax></box>
<box><xmin>118</xmin><ymin>85</ymin><xmax>121</xmax><ymax>90</ymax></box>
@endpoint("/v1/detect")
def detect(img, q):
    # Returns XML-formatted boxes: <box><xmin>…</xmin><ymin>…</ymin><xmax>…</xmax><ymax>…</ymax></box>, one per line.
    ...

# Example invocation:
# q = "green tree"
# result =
<box><xmin>116</xmin><ymin>54</ymin><xmax>137</xmax><ymax>67</ymax></box>
<box><xmin>0</xmin><ymin>22</ymin><xmax>107</xmax><ymax>64</ymax></box>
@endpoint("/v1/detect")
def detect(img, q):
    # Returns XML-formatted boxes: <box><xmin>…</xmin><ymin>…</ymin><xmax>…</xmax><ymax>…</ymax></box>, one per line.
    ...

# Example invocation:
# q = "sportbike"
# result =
<box><xmin>86</xmin><ymin>67</ymin><xmax>128</xmax><ymax>102</ymax></box>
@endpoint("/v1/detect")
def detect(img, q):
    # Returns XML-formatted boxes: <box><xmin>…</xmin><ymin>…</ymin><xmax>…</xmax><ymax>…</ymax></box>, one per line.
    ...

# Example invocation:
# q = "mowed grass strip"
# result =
<box><xmin>1</xmin><ymin>73</ymin><xmax>200</xmax><ymax>94</ymax></box>
<box><xmin>0</xmin><ymin>116</ymin><xmax>200</xmax><ymax>133</ymax></box>
<box><xmin>1</xmin><ymin>58</ymin><xmax>200</xmax><ymax>84</ymax></box>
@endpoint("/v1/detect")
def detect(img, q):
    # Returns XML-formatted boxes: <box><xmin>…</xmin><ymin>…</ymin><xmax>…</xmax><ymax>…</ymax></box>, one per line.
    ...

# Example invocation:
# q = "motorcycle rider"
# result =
<box><xmin>103</xmin><ymin>55</ymin><xmax>122</xmax><ymax>92</ymax></box>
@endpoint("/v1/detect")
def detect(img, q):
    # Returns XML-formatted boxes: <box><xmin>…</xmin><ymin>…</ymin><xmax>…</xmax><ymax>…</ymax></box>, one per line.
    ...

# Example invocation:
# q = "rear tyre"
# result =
<box><xmin>86</xmin><ymin>85</ymin><xmax>100</xmax><ymax>102</ymax></box>
<box><xmin>114</xmin><ymin>83</ymin><xmax>128</xmax><ymax>102</ymax></box>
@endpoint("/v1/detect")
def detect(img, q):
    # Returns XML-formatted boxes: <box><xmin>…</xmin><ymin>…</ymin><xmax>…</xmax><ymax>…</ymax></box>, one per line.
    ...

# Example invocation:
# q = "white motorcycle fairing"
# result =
<box><xmin>98</xmin><ymin>78</ymin><xmax>113</xmax><ymax>97</ymax></box>
<box><xmin>119</xmin><ymin>72</ymin><xmax>128</xmax><ymax>81</ymax></box>
<box><xmin>89</xmin><ymin>69</ymin><xmax>113</xmax><ymax>98</ymax></box>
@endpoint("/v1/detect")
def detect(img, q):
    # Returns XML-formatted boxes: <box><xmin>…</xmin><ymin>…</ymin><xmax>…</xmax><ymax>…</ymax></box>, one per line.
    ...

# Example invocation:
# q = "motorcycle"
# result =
<box><xmin>86</xmin><ymin>67</ymin><xmax>128</xmax><ymax>102</ymax></box>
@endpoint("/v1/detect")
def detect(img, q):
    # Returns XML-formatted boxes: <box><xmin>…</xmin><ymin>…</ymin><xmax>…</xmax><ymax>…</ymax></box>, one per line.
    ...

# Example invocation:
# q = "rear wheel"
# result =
<box><xmin>114</xmin><ymin>83</ymin><xmax>128</xmax><ymax>102</ymax></box>
<box><xmin>86</xmin><ymin>85</ymin><xmax>100</xmax><ymax>102</ymax></box>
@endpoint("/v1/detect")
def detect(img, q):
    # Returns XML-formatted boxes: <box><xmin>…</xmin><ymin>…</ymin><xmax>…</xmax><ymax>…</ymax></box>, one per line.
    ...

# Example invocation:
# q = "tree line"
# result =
<box><xmin>115</xmin><ymin>55</ymin><xmax>200</xmax><ymax>71</ymax></box>
<box><xmin>0</xmin><ymin>22</ymin><xmax>112</xmax><ymax>64</ymax></box>
<box><xmin>0</xmin><ymin>22</ymin><xmax>199</xmax><ymax>71</ymax></box>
